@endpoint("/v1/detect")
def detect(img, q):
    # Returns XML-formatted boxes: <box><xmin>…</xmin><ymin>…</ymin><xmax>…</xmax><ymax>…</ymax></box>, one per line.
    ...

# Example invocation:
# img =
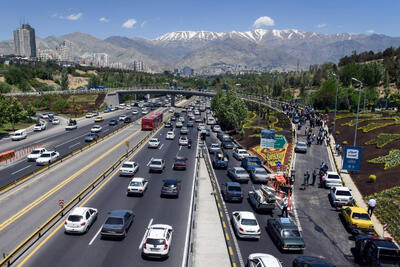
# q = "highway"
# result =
<box><xmin>0</xmin><ymin>103</ymin><xmax>159</xmax><ymax>188</ymax></box>
<box><xmin>205</xmin><ymin>127</ymin><xmax>356</xmax><ymax>266</ymax></box>
<box><xmin>18</xmin><ymin>111</ymin><xmax>199</xmax><ymax>267</ymax></box>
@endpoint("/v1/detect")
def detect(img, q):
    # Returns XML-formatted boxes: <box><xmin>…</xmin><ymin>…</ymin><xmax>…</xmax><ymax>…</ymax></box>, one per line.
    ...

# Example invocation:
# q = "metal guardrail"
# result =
<box><xmin>0</xmin><ymin>115</ymin><xmax>168</xmax><ymax>267</ymax></box>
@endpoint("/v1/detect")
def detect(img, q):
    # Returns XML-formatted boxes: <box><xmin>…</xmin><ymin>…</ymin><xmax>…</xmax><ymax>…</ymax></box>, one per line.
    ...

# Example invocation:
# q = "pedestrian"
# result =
<box><xmin>281</xmin><ymin>197</ymin><xmax>288</xmax><ymax>217</ymax></box>
<box><xmin>338</xmin><ymin>145</ymin><xmax>342</xmax><ymax>157</ymax></box>
<box><xmin>303</xmin><ymin>171</ymin><xmax>308</xmax><ymax>190</ymax></box>
<box><xmin>311</xmin><ymin>169</ymin><xmax>317</xmax><ymax>185</ymax></box>
<box><xmin>368</xmin><ymin>198</ymin><xmax>376</xmax><ymax>216</ymax></box>
<box><xmin>306</xmin><ymin>170</ymin><xmax>310</xmax><ymax>185</ymax></box>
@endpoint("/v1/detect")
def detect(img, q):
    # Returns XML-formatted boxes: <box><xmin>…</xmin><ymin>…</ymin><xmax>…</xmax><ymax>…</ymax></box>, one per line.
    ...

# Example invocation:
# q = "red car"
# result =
<box><xmin>173</xmin><ymin>157</ymin><xmax>187</xmax><ymax>170</ymax></box>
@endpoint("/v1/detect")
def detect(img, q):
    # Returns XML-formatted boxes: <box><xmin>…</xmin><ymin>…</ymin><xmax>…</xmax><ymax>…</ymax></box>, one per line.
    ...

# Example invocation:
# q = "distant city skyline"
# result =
<box><xmin>1</xmin><ymin>0</ymin><xmax>400</xmax><ymax>41</ymax></box>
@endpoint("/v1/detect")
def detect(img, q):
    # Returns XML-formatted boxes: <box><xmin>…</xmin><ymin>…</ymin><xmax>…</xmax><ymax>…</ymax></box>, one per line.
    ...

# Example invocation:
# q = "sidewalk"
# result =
<box><xmin>193</xmin><ymin>156</ymin><xmax>231</xmax><ymax>267</ymax></box>
<box><xmin>327</xmin><ymin>137</ymin><xmax>392</xmax><ymax>239</ymax></box>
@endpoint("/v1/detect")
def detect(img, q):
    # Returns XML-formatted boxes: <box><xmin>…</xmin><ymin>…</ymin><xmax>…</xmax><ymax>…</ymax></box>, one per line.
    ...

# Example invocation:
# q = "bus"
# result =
<box><xmin>142</xmin><ymin>112</ymin><xmax>163</xmax><ymax>130</ymax></box>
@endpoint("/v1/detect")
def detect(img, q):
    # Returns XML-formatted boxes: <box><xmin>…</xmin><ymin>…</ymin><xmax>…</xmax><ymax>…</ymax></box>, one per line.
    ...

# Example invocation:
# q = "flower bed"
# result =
<box><xmin>368</xmin><ymin>149</ymin><xmax>400</xmax><ymax>170</ymax></box>
<box><xmin>365</xmin><ymin>133</ymin><xmax>400</xmax><ymax>148</ymax></box>
<box><xmin>358</xmin><ymin>121</ymin><xmax>398</xmax><ymax>133</ymax></box>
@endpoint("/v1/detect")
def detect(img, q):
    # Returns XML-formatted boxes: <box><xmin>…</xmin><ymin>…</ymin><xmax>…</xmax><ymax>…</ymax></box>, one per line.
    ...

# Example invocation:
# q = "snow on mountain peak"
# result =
<box><xmin>155</xmin><ymin>30</ymin><xmax>224</xmax><ymax>41</ymax></box>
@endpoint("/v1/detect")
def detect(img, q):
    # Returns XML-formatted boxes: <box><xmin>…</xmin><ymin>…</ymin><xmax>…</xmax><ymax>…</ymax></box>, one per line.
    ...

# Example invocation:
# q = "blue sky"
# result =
<box><xmin>1</xmin><ymin>0</ymin><xmax>399</xmax><ymax>40</ymax></box>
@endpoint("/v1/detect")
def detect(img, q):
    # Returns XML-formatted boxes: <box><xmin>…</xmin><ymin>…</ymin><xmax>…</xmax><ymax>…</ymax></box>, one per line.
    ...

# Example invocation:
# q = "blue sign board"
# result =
<box><xmin>342</xmin><ymin>146</ymin><xmax>362</xmax><ymax>171</ymax></box>
<box><xmin>260</xmin><ymin>129</ymin><xmax>275</xmax><ymax>149</ymax></box>
<box><xmin>276</xmin><ymin>161</ymin><xmax>281</xmax><ymax>167</ymax></box>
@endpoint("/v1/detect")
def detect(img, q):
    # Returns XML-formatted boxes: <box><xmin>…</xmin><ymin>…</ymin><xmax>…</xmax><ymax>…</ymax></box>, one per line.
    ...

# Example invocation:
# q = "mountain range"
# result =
<box><xmin>1</xmin><ymin>29</ymin><xmax>400</xmax><ymax>73</ymax></box>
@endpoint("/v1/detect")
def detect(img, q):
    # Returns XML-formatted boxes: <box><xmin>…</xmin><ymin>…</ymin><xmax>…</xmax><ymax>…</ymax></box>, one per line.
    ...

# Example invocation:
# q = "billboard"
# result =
<box><xmin>260</xmin><ymin>129</ymin><xmax>275</xmax><ymax>149</ymax></box>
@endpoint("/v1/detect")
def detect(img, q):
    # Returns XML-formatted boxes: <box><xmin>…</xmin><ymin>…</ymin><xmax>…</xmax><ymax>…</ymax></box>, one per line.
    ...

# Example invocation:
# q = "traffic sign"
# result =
<box><xmin>273</xmin><ymin>136</ymin><xmax>287</xmax><ymax>149</ymax></box>
<box><xmin>276</xmin><ymin>161</ymin><xmax>282</xmax><ymax>167</ymax></box>
<box><xmin>59</xmin><ymin>199</ymin><xmax>64</xmax><ymax>208</ymax></box>
<box><xmin>342</xmin><ymin>146</ymin><xmax>362</xmax><ymax>171</ymax></box>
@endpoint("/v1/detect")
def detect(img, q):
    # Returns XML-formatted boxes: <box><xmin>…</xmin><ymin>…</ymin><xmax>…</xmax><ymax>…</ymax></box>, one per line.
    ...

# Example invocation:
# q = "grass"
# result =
<box><xmin>0</xmin><ymin>122</ymin><xmax>35</xmax><ymax>134</ymax></box>
<box><xmin>68</xmin><ymin>95</ymin><xmax>98</xmax><ymax>105</ymax></box>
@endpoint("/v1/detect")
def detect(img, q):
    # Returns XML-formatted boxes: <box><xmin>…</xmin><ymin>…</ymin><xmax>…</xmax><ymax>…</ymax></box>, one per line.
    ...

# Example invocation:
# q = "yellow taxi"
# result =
<box><xmin>341</xmin><ymin>206</ymin><xmax>374</xmax><ymax>233</ymax></box>
<box><xmin>94</xmin><ymin>116</ymin><xmax>104</xmax><ymax>122</ymax></box>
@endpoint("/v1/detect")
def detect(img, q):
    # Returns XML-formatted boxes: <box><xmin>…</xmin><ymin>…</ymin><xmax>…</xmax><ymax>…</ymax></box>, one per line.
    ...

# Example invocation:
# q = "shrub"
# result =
<box><xmin>369</xmin><ymin>174</ymin><xmax>377</xmax><ymax>183</ymax></box>
<box><xmin>336</xmin><ymin>130</ymin><xmax>340</xmax><ymax>135</ymax></box>
<box><xmin>343</xmin><ymin>141</ymin><xmax>348</xmax><ymax>145</ymax></box>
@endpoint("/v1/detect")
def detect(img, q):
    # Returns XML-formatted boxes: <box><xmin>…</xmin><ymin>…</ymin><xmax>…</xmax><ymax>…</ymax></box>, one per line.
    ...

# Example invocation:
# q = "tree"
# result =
<box><xmin>53</xmin><ymin>98</ymin><xmax>70</xmax><ymax>114</ymax></box>
<box><xmin>0</xmin><ymin>81</ymin><xmax>12</xmax><ymax>93</ymax></box>
<box><xmin>390</xmin><ymin>93</ymin><xmax>400</xmax><ymax>111</ymax></box>
<box><xmin>6</xmin><ymin>98</ymin><xmax>26</xmax><ymax>130</ymax></box>
<box><xmin>61</xmin><ymin>69</ymin><xmax>69</xmax><ymax>90</ymax></box>
<box><xmin>312</xmin><ymin>79</ymin><xmax>337</xmax><ymax>109</ymax></box>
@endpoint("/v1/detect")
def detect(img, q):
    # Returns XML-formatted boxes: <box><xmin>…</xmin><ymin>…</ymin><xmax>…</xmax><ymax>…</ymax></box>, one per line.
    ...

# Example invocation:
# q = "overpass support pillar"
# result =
<box><xmin>171</xmin><ymin>94</ymin><xmax>175</xmax><ymax>107</ymax></box>
<box><xmin>105</xmin><ymin>92</ymin><xmax>120</xmax><ymax>107</ymax></box>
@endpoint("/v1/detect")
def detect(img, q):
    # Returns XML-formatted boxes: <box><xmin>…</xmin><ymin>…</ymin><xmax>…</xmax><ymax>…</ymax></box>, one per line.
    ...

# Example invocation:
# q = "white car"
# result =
<box><xmin>27</xmin><ymin>147</ymin><xmax>47</xmax><ymax>161</ymax></box>
<box><xmin>119</xmin><ymin>161</ymin><xmax>139</xmax><ymax>176</ymax></box>
<box><xmin>132</xmin><ymin>110</ymin><xmax>139</xmax><ymax>115</ymax></box>
<box><xmin>179</xmin><ymin>117</ymin><xmax>185</xmax><ymax>123</ymax></box>
<box><xmin>175</xmin><ymin>121</ymin><xmax>183</xmax><ymax>128</ymax></box>
<box><xmin>36</xmin><ymin>151</ymin><xmax>60</xmax><ymax>165</ymax></box>
<box><xmin>231</xmin><ymin>211</ymin><xmax>261</xmax><ymax>239</ymax></box>
<box><xmin>34</xmin><ymin>123</ymin><xmax>46</xmax><ymax>131</ymax></box>
<box><xmin>127</xmin><ymin>177</ymin><xmax>148</xmax><ymax>196</ymax></box>
<box><xmin>148</xmin><ymin>138</ymin><xmax>160</xmax><ymax>148</ymax></box>
<box><xmin>197</xmin><ymin>123</ymin><xmax>205</xmax><ymax>131</ymax></box>
<box><xmin>166</xmin><ymin>131</ymin><xmax>175</xmax><ymax>140</ymax></box>
<box><xmin>91</xmin><ymin>125</ymin><xmax>102</xmax><ymax>133</ymax></box>
<box><xmin>212</xmin><ymin>125</ymin><xmax>221</xmax><ymax>132</ymax></box>
<box><xmin>64</xmin><ymin>207</ymin><xmax>98</xmax><ymax>234</ymax></box>
<box><xmin>85</xmin><ymin>113</ymin><xmax>94</xmax><ymax>118</ymax></box>
<box><xmin>126</xmin><ymin>106</ymin><xmax>132</xmax><ymax>110</ymax></box>
<box><xmin>148</xmin><ymin>158</ymin><xmax>165</xmax><ymax>173</ymax></box>
<box><xmin>51</xmin><ymin>118</ymin><xmax>60</xmax><ymax>125</ymax></box>
<box><xmin>233</xmin><ymin>148</ymin><xmax>250</xmax><ymax>160</ymax></box>
<box><xmin>119</xmin><ymin>115</ymin><xmax>127</xmax><ymax>121</ymax></box>
<box><xmin>142</xmin><ymin>224</ymin><xmax>173</xmax><ymax>258</ymax></box>
<box><xmin>330</xmin><ymin>186</ymin><xmax>354</xmax><ymax>207</ymax></box>
<box><xmin>247</xmin><ymin>253</ymin><xmax>282</xmax><ymax>267</ymax></box>
<box><xmin>179</xmin><ymin>136</ymin><xmax>188</xmax><ymax>146</ymax></box>
<box><xmin>142</xmin><ymin>109</ymin><xmax>149</xmax><ymax>114</ymax></box>
<box><xmin>323</xmin><ymin>171</ymin><xmax>343</xmax><ymax>188</ymax></box>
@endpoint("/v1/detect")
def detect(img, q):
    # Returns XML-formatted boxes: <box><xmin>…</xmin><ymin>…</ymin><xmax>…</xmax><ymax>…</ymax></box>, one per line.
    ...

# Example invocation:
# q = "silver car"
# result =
<box><xmin>295</xmin><ymin>141</ymin><xmax>307</xmax><ymax>153</ymax></box>
<box><xmin>249</xmin><ymin>167</ymin><xmax>269</xmax><ymax>183</ymax></box>
<box><xmin>148</xmin><ymin>158</ymin><xmax>165</xmax><ymax>173</ymax></box>
<box><xmin>227</xmin><ymin>167</ymin><xmax>250</xmax><ymax>183</ymax></box>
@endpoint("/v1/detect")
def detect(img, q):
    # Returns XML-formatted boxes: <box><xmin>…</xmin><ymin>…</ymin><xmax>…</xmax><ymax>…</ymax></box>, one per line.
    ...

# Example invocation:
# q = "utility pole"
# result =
<box><xmin>352</xmin><ymin>78</ymin><xmax>362</xmax><ymax>146</ymax></box>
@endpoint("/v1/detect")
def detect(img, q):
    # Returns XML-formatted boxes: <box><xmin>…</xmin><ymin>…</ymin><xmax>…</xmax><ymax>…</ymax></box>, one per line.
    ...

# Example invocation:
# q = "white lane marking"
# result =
<box><xmin>55</xmin><ymin>133</ymin><xmax>87</xmax><ymax>148</ymax></box>
<box><xmin>139</xmin><ymin>218</ymin><xmax>153</xmax><ymax>249</ymax></box>
<box><xmin>179</xmin><ymin>145</ymin><xmax>182</xmax><ymax>151</ymax></box>
<box><xmin>89</xmin><ymin>227</ymin><xmax>102</xmax><ymax>246</ymax></box>
<box><xmin>159</xmin><ymin>144</ymin><xmax>164</xmax><ymax>150</ymax></box>
<box><xmin>68</xmin><ymin>142</ymin><xmax>80</xmax><ymax>149</ymax></box>
<box><xmin>11</xmin><ymin>164</ymin><xmax>32</xmax><ymax>175</ymax></box>
<box><xmin>146</xmin><ymin>158</ymin><xmax>153</xmax><ymax>167</ymax></box>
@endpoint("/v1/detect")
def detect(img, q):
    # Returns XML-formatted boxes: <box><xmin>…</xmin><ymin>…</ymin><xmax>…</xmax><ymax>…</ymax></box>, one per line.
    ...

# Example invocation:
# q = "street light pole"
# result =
<box><xmin>332</xmin><ymin>73</ymin><xmax>339</xmax><ymax>138</ymax></box>
<box><xmin>363</xmin><ymin>84</ymin><xmax>367</xmax><ymax>112</ymax></box>
<box><xmin>352</xmin><ymin>78</ymin><xmax>362</xmax><ymax>146</ymax></box>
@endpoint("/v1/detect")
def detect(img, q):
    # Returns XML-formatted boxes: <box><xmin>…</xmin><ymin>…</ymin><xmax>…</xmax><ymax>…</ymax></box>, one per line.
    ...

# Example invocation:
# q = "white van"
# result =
<box><xmin>11</xmin><ymin>129</ymin><xmax>27</xmax><ymax>141</ymax></box>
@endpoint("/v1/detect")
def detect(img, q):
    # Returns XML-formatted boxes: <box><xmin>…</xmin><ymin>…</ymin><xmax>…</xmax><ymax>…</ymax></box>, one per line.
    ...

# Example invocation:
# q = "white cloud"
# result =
<box><xmin>367</xmin><ymin>29</ymin><xmax>375</xmax><ymax>34</ymax></box>
<box><xmin>122</xmin><ymin>18</ymin><xmax>137</xmax><ymax>29</ymax></box>
<box><xmin>141</xmin><ymin>20</ymin><xmax>147</xmax><ymax>28</ymax></box>
<box><xmin>253</xmin><ymin>16</ymin><xmax>275</xmax><ymax>28</ymax></box>
<box><xmin>99</xmin><ymin>17</ymin><xmax>109</xmax><ymax>23</ymax></box>
<box><xmin>66</xmin><ymin>13</ymin><xmax>83</xmax><ymax>20</ymax></box>
<box><xmin>51</xmin><ymin>13</ymin><xmax>58</xmax><ymax>18</ymax></box>
<box><xmin>316</xmin><ymin>23</ymin><xmax>327</xmax><ymax>28</ymax></box>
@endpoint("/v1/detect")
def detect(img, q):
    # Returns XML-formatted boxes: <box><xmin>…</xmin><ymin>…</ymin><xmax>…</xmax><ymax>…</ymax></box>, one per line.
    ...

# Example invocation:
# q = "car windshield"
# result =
<box><xmin>282</xmin><ymin>229</ymin><xmax>301</xmax><ymax>238</ymax></box>
<box><xmin>255</xmin><ymin>169</ymin><xmax>267</xmax><ymax>174</ymax></box>
<box><xmin>328</xmin><ymin>174</ymin><xmax>340</xmax><ymax>179</ymax></box>
<box><xmin>67</xmin><ymin>215</ymin><xmax>83</xmax><ymax>222</ymax></box>
<box><xmin>352</xmin><ymin>212</ymin><xmax>370</xmax><ymax>220</ymax></box>
<box><xmin>41</xmin><ymin>154</ymin><xmax>51</xmax><ymax>158</ymax></box>
<box><xmin>35</xmin><ymin>124</ymin><xmax>41</xmax><ymax>126</ymax></box>
<box><xmin>298</xmin><ymin>142</ymin><xmax>307</xmax><ymax>147</ymax></box>
<box><xmin>336</xmin><ymin>190</ymin><xmax>351</xmax><ymax>196</ymax></box>
<box><xmin>130</xmin><ymin>181</ymin><xmax>142</xmax><ymax>187</ymax></box>
<box><xmin>152</xmin><ymin>160</ymin><xmax>162</xmax><ymax>165</ymax></box>
<box><xmin>150</xmin><ymin>139</ymin><xmax>157</xmax><ymax>142</ymax></box>
<box><xmin>238</xmin><ymin>150</ymin><xmax>247</xmax><ymax>154</ymax></box>
<box><xmin>105</xmin><ymin>217</ymin><xmax>123</xmax><ymax>225</ymax></box>
<box><xmin>241</xmin><ymin>219</ymin><xmax>258</xmax><ymax>226</ymax></box>
<box><xmin>168</xmin><ymin>132</ymin><xmax>174</xmax><ymax>135</ymax></box>
<box><xmin>31</xmin><ymin>150</ymin><xmax>40</xmax><ymax>154</ymax></box>
<box><xmin>235</xmin><ymin>169</ymin><xmax>247</xmax><ymax>175</ymax></box>
<box><xmin>228</xmin><ymin>186</ymin><xmax>241</xmax><ymax>192</ymax></box>
<box><xmin>248</xmin><ymin>161</ymin><xmax>260</xmax><ymax>166</ymax></box>
<box><xmin>164</xmin><ymin>181</ymin><xmax>177</xmax><ymax>187</ymax></box>
<box><xmin>379</xmin><ymin>249</ymin><xmax>400</xmax><ymax>263</ymax></box>
<box><xmin>146</xmin><ymin>238</ymin><xmax>164</xmax><ymax>245</ymax></box>
<box><xmin>122</xmin><ymin>163</ymin><xmax>133</xmax><ymax>168</ymax></box>
<box><xmin>211</xmin><ymin>144</ymin><xmax>219</xmax><ymax>148</ymax></box>
<box><xmin>175</xmin><ymin>159</ymin><xmax>185</xmax><ymax>163</ymax></box>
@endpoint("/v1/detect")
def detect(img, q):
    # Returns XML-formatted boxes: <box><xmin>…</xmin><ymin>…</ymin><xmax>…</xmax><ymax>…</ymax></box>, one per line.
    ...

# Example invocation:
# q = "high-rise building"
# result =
<box><xmin>56</xmin><ymin>41</ymin><xmax>73</xmax><ymax>61</ymax></box>
<box><xmin>13</xmin><ymin>24</ymin><xmax>37</xmax><ymax>57</ymax></box>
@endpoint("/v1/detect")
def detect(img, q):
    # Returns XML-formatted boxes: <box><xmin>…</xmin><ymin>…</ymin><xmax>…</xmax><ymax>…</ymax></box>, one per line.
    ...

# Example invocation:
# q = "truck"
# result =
<box><xmin>212</xmin><ymin>152</ymin><xmax>229</xmax><ymax>169</ymax></box>
<box><xmin>248</xmin><ymin>185</ymin><xmax>276</xmax><ymax>212</ymax></box>
<box><xmin>241</xmin><ymin>156</ymin><xmax>262</xmax><ymax>171</ymax></box>
<box><xmin>65</xmin><ymin>119</ymin><xmax>77</xmax><ymax>130</ymax></box>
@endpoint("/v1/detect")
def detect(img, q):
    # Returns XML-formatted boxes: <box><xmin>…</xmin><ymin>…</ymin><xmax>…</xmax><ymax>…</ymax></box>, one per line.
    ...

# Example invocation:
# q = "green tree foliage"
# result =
<box><xmin>390</xmin><ymin>93</ymin><xmax>400</xmax><ymax>111</ymax></box>
<box><xmin>6</xmin><ymin>98</ymin><xmax>26</xmax><ymax>130</ymax></box>
<box><xmin>312</xmin><ymin>79</ymin><xmax>337</xmax><ymax>109</ymax></box>
<box><xmin>0</xmin><ymin>81</ymin><xmax>13</xmax><ymax>93</ymax></box>
<box><xmin>61</xmin><ymin>69</ymin><xmax>69</xmax><ymax>90</ymax></box>
<box><xmin>53</xmin><ymin>98</ymin><xmax>70</xmax><ymax>114</ymax></box>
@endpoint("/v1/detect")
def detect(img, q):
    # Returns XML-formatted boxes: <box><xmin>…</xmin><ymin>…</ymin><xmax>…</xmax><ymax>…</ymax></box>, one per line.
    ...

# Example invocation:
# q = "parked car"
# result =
<box><xmin>64</xmin><ymin>207</ymin><xmax>98</xmax><ymax>234</ymax></box>
<box><xmin>85</xmin><ymin>133</ymin><xmax>99</xmax><ymax>142</ymax></box>
<box><xmin>249</xmin><ymin>167</ymin><xmax>269</xmax><ymax>183</ymax></box>
<box><xmin>231</xmin><ymin>211</ymin><xmax>261</xmax><ymax>239</ymax></box>
<box><xmin>166</xmin><ymin>131</ymin><xmax>175</xmax><ymax>140</ymax></box>
<box><xmin>341</xmin><ymin>206</ymin><xmax>374</xmax><ymax>235</ymax></box>
<box><xmin>323</xmin><ymin>171</ymin><xmax>343</xmax><ymax>188</ymax></box>
<box><xmin>293</xmin><ymin>257</ymin><xmax>334</xmax><ymax>267</ymax></box>
<box><xmin>91</xmin><ymin>125</ymin><xmax>102</xmax><ymax>133</ymax></box>
<box><xmin>173</xmin><ymin>157</ymin><xmax>187</xmax><ymax>170</ymax></box>
<box><xmin>142</xmin><ymin>224</ymin><xmax>173</xmax><ymax>258</ymax></box>
<box><xmin>11</xmin><ymin>129</ymin><xmax>27</xmax><ymax>141</ymax></box>
<box><xmin>94</xmin><ymin>116</ymin><xmax>104</xmax><ymax>122</ymax></box>
<box><xmin>267</xmin><ymin>217</ymin><xmax>305</xmax><ymax>251</ymax></box>
<box><xmin>119</xmin><ymin>161</ymin><xmax>139</xmax><ymax>176</ymax></box>
<box><xmin>355</xmin><ymin>235</ymin><xmax>400</xmax><ymax>266</ymax></box>
<box><xmin>36</xmin><ymin>151</ymin><xmax>60</xmax><ymax>165</ymax></box>
<box><xmin>109</xmin><ymin>119</ymin><xmax>118</xmax><ymax>126</ymax></box>
<box><xmin>248</xmin><ymin>187</ymin><xmax>276</xmax><ymax>212</ymax></box>
<box><xmin>295</xmin><ymin>141</ymin><xmax>308</xmax><ymax>153</ymax></box>
<box><xmin>221</xmin><ymin>182</ymin><xmax>243</xmax><ymax>202</ymax></box>
<box><xmin>127</xmin><ymin>177</ymin><xmax>148</xmax><ymax>196</ymax></box>
<box><xmin>148</xmin><ymin>158</ymin><xmax>165</xmax><ymax>173</ymax></box>
<box><xmin>148</xmin><ymin>138</ymin><xmax>160</xmax><ymax>148</ymax></box>
<box><xmin>27</xmin><ymin>147</ymin><xmax>47</xmax><ymax>161</ymax></box>
<box><xmin>227</xmin><ymin>167</ymin><xmax>250</xmax><ymax>183</ymax></box>
<box><xmin>329</xmin><ymin>186</ymin><xmax>354</xmax><ymax>208</ymax></box>
<box><xmin>247</xmin><ymin>254</ymin><xmax>283</xmax><ymax>267</ymax></box>
<box><xmin>241</xmin><ymin>157</ymin><xmax>262</xmax><ymax>171</ymax></box>
<box><xmin>161</xmin><ymin>178</ymin><xmax>181</xmax><ymax>198</ymax></box>
<box><xmin>100</xmin><ymin>210</ymin><xmax>134</xmax><ymax>239</ymax></box>
<box><xmin>233</xmin><ymin>148</ymin><xmax>250</xmax><ymax>161</ymax></box>
<box><xmin>34</xmin><ymin>123</ymin><xmax>46</xmax><ymax>131</ymax></box>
